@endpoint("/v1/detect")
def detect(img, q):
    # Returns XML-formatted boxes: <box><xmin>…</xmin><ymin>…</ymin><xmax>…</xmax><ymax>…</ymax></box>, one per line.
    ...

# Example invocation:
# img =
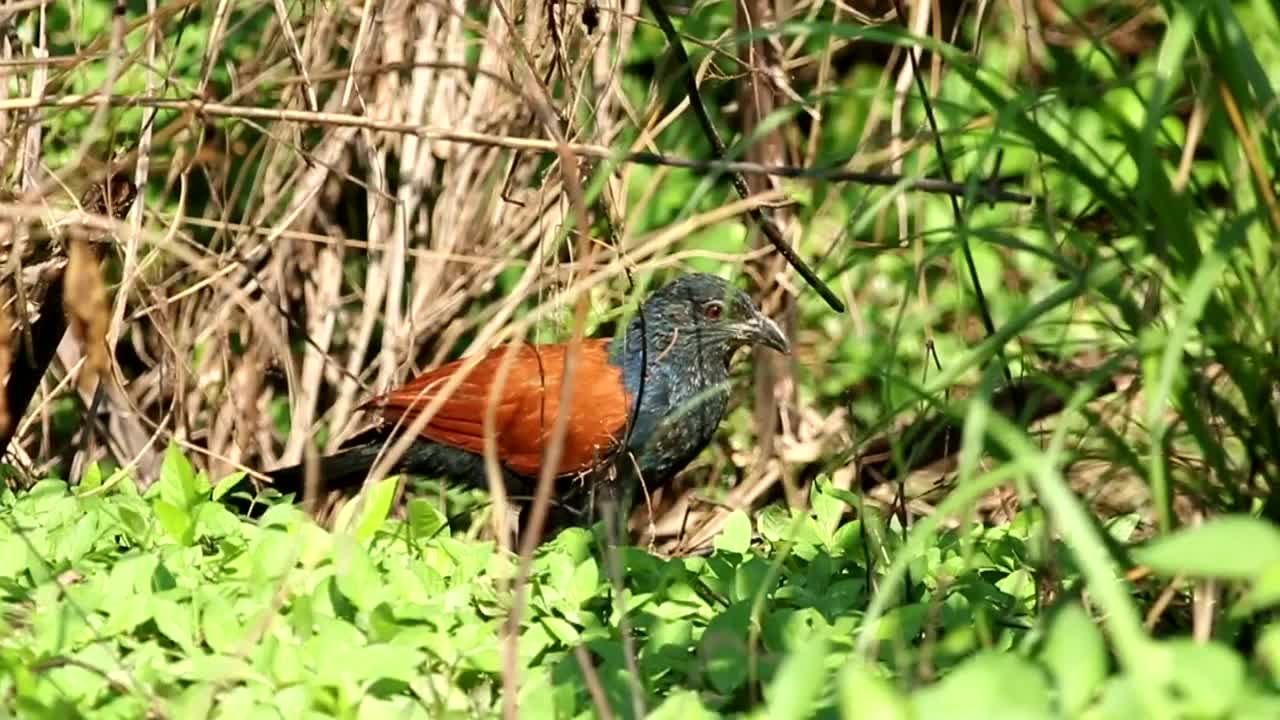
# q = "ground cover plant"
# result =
<box><xmin>2</xmin><ymin>0</ymin><xmax>1280</xmax><ymax>717</ymax></box>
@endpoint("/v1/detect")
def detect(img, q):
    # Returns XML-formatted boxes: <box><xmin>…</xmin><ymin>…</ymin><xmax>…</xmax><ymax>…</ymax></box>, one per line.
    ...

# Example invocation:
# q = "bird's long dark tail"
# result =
<box><xmin>270</xmin><ymin>442</ymin><xmax>387</xmax><ymax>496</ymax></box>
<box><xmin>226</xmin><ymin>428</ymin><xmax>438</xmax><ymax>515</ymax></box>
<box><xmin>226</xmin><ymin>431</ymin><xmax>500</xmax><ymax>517</ymax></box>
<box><xmin>223</xmin><ymin>440</ymin><xmax>384</xmax><ymax>516</ymax></box>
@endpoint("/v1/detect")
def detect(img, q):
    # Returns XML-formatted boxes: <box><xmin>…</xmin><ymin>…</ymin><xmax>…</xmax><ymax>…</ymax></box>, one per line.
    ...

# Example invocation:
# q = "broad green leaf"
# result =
<box><xmin>837</xmin><ymin>660</ymin><xmax>909</xmax><ymax>720</ymax></box>
<box><xmin>200</xmin><ymin>595</ymin><xmax>240</xmax><ymax>655</ymax></box>
<box><xmin>184</xmin><ymin>654</ymin><xmax>265</xmax><ymax>684</ymax></box>
<box><xmin>79</xmin><ymin>462</ymin><xmax>104</xmax><ymax>492</ymax></box>
<box><xmin>715</xmin><ymin>510</ymin><xmax>752</xmax><ymax>554</ymax></box>
<box><xmin>151</xmin><ymin>596</ymin><xmax>197</xmax><ymax>652</ymax></box>
<box><xmin>193</xmin><ymin>470</ymin><xmax>212</xmax><ymax>496</ymax></box>
<box><xmin>0</xmin><ymin>536</ymin><xmax>26</xmax><ymax>578</ymax></box>
<box><xmin>1135</xmin><ymin>516</ymin><xmax>1280</xmax><ymax>580</ymax></box>
<box><xmin>1041</xmin><ymin>603</ymin><xmax>1106</xmax><ymax>715</ymax></box>
<box><xmin>540</xmin><ymin>615</ymin><xmax>579</xmax><ymax>645</ymax></box>
<box><xmin>171</xmin><ymin>683</ymin><xmax>216</xmax><ymax>719</ymax></box>
<box><xmin>912</xmin><ymin>652</ymin><xmax>1051</xmax><ymax>720</ymax></box>
<box><xmin>1085</xmin><ymin>671</ymin><xmax>1146</xmax><ymax>712</ymax></box>
<box><xmin>193</xmin><ymin>501</ymin><xmax>243</xmax><ymax>539</ymax></box>
<box><xmin>648</xmin><ymin>690</ymin><xmax>720</xmax><ymax>720</ymax></box>
<box><xmin>250</xmin><ymin>528</ymin><xmax>298</xmax><ymax>583</ymax></box>
<box><xmin>339</xmin><ymin>644</ymin><xmax>425</xmax><ymax>684</ymax></box>
<box><xmin>153</xmin><ymin>499</ymin><xmax>194</xmax><ymax>546</ymax></box>
<box><xmin>1166</xmin><ymin>639</ymin><xmax>1245</xmax><ymax>717</ymax></box>
<box><xmin>158</xmin><ymin>441</ymin><xmax>200</xmax><ymax>509</ymax></box>
<box><xmin>757</xmin><ymin>505</ymin><xmax>796</xmax><ymax>545</ymax></box>
<box><xmin>765</xmin><ymin>633</ymin><xmax>829</xmax><ymax>720</ymax></box>
<box><xmin>355</xmin><ymin>476</ymin><xmax>400</xmax><ymax>544</ymax></box>
<box><xmin>702</xmin><ymin>602</ymin><xmax>750</xmax><ymax>694</ymax></box>
<box><xmin>453</xmin><ymin>621</ymin><xmax>502</xmax><ymax>673</ymax></box>
<box><xmin>767</xmin><ymin>607</ymin><xmax>830</xmax><ymax>651</ymax></box>
<box><xmin>812</xmin><ymin>477</ymin><xmax>845</xmax><ymax>539</ymax></box>
<box><xmin>332</xmin><ymin>476</ymin><xmax>399</xmax><ymax>543</ymax></box>
<box><xmin>211</xmin><ymin>471</ymin><xmax>246</xmax><ymax>502</ymax></box>
<box><xmin>569</xmin><ymin>557</ymin><xmax>600</xmax><ymax>606</ymax></box>
<box><xmin>334</xmin><ymin>534</ymin><xmax>380</xmax><ymax>611</ymax></box>
<box><xmin>733</xmin><ymin>557</ymin><xmax>771</xmax><ymax>604</ymax></box>
<box><xmin>1105</xmin><ymin>513</ymin><xmax>1143</xmax><ymax>543</ymax></box>
<box><xmin>356</xmin><ymin>695</ymin><xmax>432</xmax><ymax>720</ymax></box>
<box><xmin>59</xmin><ymin>511</ymin><xmax>100</xmax><ymax>562</ymax></box>
<box><xmin>407</xmin><ymin>498</ymin><xmax>447</xmax><ymax>540</ymax></box>
<box><xmin>1256</xmin><ymin>624</ymin><xmax>1280</xmax><ymax>685</ymax></box>
<box><xmin>1238</xmin><ymin>562</ymin><xmax>1280</xmax><ymax>614</ymax></box>
<box><xmin>517</xmin><ymin>668</ymin><xmax>572</xmax><ymax>720</ymax></box>
<box><xmin>106</xmin><ymin>466</ymin><xmax>138</xmax><ymax>496</ymax></box>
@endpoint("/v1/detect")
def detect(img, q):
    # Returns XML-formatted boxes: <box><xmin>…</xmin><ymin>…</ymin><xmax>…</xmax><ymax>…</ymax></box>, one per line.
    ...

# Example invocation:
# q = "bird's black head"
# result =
<box><xmin>629</xmin><ymin>273</ymin><xmax>790</xmax><ymax>365</ymax></box>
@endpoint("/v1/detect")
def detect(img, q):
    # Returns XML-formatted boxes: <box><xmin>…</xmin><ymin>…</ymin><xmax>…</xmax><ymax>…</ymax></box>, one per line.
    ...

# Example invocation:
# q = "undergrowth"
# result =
<box><xmin>4</xmin><ymin>445</ymin><xmax>1280</xmax><ymax>717</ymax></box>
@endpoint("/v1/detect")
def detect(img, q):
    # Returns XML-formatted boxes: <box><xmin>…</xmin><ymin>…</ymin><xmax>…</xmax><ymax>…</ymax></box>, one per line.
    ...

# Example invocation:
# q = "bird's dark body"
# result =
<box><xmin>243</xmin><ymin>273</ymin><xmax>788</xmax><ymax>536</ymax></box>
<box><xmin>616</xmin><ymin>329</ymin><xmax>732</xmax><ymax>491</ymax></box>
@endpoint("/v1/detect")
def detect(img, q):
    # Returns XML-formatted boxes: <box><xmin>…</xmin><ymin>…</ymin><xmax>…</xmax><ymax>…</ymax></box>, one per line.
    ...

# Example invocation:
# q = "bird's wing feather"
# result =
<box><xmin>363</xmin><ymin>339</ymin><xmax>631</xmax><ymax>477</ymax></box>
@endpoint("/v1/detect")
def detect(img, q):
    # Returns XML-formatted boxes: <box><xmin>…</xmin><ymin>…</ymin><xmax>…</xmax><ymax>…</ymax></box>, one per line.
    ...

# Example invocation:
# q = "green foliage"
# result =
<box><xmin>2</xmin><ymin>458</ymin><xmax>1280</xmax><ymax>717</ymax></box>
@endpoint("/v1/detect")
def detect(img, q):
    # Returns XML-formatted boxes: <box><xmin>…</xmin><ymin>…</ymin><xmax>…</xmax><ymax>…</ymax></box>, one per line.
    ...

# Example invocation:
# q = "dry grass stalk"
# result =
<box><xmin>63</xmin><ymin>232</ymin><xmax>110</xmax><ymax>392</ymax></box>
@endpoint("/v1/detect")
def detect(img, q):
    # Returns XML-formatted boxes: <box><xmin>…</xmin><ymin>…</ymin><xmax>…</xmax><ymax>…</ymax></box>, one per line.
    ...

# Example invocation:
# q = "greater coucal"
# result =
<box><xmin>233</xmin><ymin>273</ymin><xmax>790</xmax><ymax>531</ymax></box>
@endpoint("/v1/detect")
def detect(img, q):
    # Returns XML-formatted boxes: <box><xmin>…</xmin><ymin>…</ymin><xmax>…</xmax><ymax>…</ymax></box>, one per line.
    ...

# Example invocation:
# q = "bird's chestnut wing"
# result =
<box><xmin>363</xmin><ymin>339</ymin><xmax>632</xmax><ymax>477</ymax></box>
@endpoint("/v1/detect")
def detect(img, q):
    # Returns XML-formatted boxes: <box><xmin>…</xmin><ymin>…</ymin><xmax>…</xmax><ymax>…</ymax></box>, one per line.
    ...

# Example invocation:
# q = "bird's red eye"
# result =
<box><xmin>704</xmin><ymin>301</ymin><xmax>723</xmax><ymax>320</ymax></box>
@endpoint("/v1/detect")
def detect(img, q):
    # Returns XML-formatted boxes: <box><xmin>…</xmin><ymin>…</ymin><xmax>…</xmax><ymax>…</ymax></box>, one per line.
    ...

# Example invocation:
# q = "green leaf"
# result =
<box><xmin>158</xmin><ymin>441</ymin><xmax>200</xmax><ymax>508</ymax></box>
<box><xmin>732</xmin><ymin>557</ymin><xmax>771</xmax><ymax>604</ymax></box>
<box><xmin>211</xmin><ymin>471</ymin><xmax>246</xmax><ymax>502</ymax></box>
<box><xmin>151</xmin><ymin>596</ymin><xmax>197</xmax><ymax>652</ymax></box>
<box><xmin>1256</xmin><ymin>624</ymin><xmax>1280</xmax><ymax>685</ymax></box>
<box><xmin>1166</xmin><ymin>639</ymin><xmax>1245</xmax><ymax>717</ymax></box>
<box><xmin>356</xmin><ymin>476</ymin><xmax>400</xmax><ymax>544</ymax></box>
<box><xmin>647</xmin><ymin>690</ymin><xmax>720</xmax><ymax>720</ymax></box>
<box><xmin>1238</xmin><ymin>563</ymin><xmax>1280</xmax><ymax>615</ymax></box>
<box><xmin>333</xmin><ymin>534</ymin><xmax>380</xmax><ymax>611</ymax></box>
<box><xmin>407</xmin><ymin>498</ymin><xmax>447</xmax><ymax>539</ymax></box>
<box><xmin>811</xmin><ymin>477</ymin><xmax>845</xmax><ymax>539</ymax></box>
<box><xmin>250</xmin><ymin>528</ymin><xmax>298</xmax><ymax>583</ymax></box>
<box><xmin>715</xmin><ymin>510</ymin><xmax>752</xmax><ymax>554</ymax></box>
<box><xmin>912</xmin><ymin>652</ymin><xmax>1051</xmax><ymax>720</ymax></box>
<box><xmin>94</xmin><ymin>466</ymin><xmax>136</xmax><ymax>497</ymax></box>
<box><xmin>200</xmin><ymin>595</ymin><xmax>241</xmax><ymax>655</ymax></box>
<box><xmin>338</xmin><ymin>644</ymin><xmax>425</xmax><ymax>684</ymax></box>
<box><xmin>193</xmin><ymin>501</ymin><xmax>243</xmax><ymax>539</ymax></box>
<box><xmin>153</xmin><ymin>499</ymin><xmax>195</xmax><ymax>546</ymax></box>
<box><xmin>184</xmin><ymin>654</ymin><xmax>266</xmax><ymax>685</ymax></box>
<box><xmin>1135</xmin><ymin>516</ymin><xmax>1280</xmax><ymax>580</ymax></box>
<box><xmin>1041</xmin><ymin>603</ymin><xmax>1106</xmax><ymax>715</ymax></box>
<box><xmin>79</xmin><ymin>462</ymin><xmax>104</xmax><ymax>492</ymax></box>
<box><xmin>540</xmin><ymin>616</ymin><xmax>579</xmax><ymax>645</ymax></box>
<box><xmin>60</xmin><ymin>511</ymin><xmax>100</xmax><ymax>563</ymax></box>
<box><xmin>765</xmin><ymin>633</ymin><xmax>829</xmax><ymax>720</ymax></box>
<box><xmin>332</xmin><ymin>476</ymin><xmax>399</xmax><ymax>544</ymax></box>
<box><xmin>837</xmin><ymin>660</ymin><xmax>909</xmax><ymax>720</ymax></box>
<box><xmin>569</xmin><ymin>557</ymin><xmax>600</xmax><ymax>607</ymax></box>
<box><xmin>757</xmin><ymin>505</ymin><xmax>796</xmax><ymax>545</ymax></box>
<box><xmin>701</xmin><ymin>602</ymin><xmax>750</xmax><ymax>694</ymax></box>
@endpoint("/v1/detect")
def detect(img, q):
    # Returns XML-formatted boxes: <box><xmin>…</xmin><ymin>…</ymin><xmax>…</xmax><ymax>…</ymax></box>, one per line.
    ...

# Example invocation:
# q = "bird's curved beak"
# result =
<box><xmin>751</xmin><ymin>312</ymin><xmax>791</xmax><ymax>354</ymax></box>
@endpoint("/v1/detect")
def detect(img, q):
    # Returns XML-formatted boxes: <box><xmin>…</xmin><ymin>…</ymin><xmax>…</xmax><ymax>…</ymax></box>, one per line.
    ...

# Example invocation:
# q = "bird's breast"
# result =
<box><xmin>626</xmin><ymin>369</ymin><xmax>731</xmax><ymax>485</ymax></box>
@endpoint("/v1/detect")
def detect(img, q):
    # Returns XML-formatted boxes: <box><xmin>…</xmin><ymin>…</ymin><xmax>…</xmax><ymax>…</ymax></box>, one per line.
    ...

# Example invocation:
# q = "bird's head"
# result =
<box><xmin>628</xmin><ymin>273</ymin><xmax>790</xmax><ymax>367</ymax></box>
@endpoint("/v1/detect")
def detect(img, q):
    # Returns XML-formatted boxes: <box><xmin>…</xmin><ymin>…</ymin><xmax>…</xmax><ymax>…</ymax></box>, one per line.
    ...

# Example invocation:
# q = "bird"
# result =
<box><xmin>235</xmin><ymin>273</ymin><xmax>790</xmax><ymax>537</ymax></box>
